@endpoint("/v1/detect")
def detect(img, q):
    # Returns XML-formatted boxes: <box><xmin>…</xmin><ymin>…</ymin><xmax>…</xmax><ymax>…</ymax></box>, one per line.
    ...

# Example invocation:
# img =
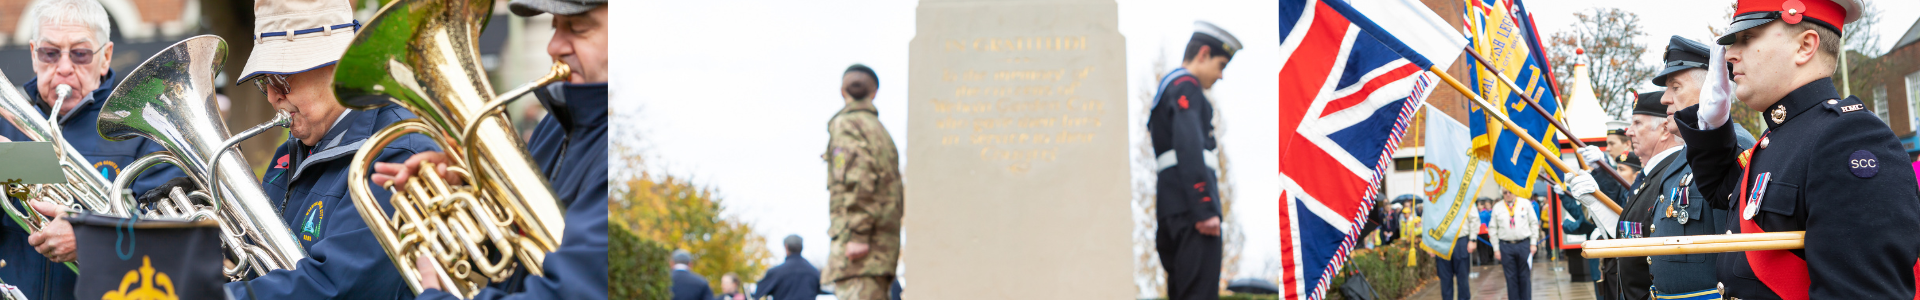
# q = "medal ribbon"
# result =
<box><xmin>1734</xmin><ymin>132</ymin><xmax>1810</xmax><ymax>300</ymax></box>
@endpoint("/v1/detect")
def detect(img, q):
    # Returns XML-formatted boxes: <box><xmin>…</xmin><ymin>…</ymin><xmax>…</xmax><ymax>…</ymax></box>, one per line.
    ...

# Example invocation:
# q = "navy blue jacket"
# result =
<box><xmin>671</xmin><ymin>269</ymin><xmax>713</xmax><ymax>300</ymax></box>
<box><xmin>752</xmin><ymin>254</ymin><xmax>821</xmax><ymax>300</ymax></box>
<box><xmin>224</xmin><ymin>104</ymin><xmax>437</xmax><ymax>300</ymax></box>
<box><xmin>1643</xmin><ymin>151</ymin><xmax>1730</xmax><ymax>294</ymax></box>
<box><xmin>417</xmin><ymin>82</ymin><xmax>608</xmax><ymax>300</ymax></box>
<box><xmin>1148</xmin><ymin>69</ymin><xmax>1220</xmax><ymax>227</ymax></box>
<box><xmin>0</xmin><ymin>72</ymin><xmax>185</xmax><ymax>300</ymax></box>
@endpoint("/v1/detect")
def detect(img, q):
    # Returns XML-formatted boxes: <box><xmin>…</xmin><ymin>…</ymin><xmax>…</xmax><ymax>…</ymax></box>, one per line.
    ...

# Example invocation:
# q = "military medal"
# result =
<box><xmin>1676</xmin><ymin>175</ymin><xmax>1693</xmax><ymax>224</ymax></box>
<box><xmin>1674</xmin><ymin>186</ymin><xmax>1689</xmax><ymax>224</ymax></box>
<box><xmin>1744</xmin><ymin>172</ymin><xmax>1770</xmax><ymax>220</ymax></box>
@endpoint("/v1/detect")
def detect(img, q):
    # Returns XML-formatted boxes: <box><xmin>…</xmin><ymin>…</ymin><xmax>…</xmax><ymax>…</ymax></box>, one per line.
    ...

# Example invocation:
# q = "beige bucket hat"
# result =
<box><xmin>236</xmin><ymin>0</ymin><xmax>359</xmax><ymax>84</ymax></box>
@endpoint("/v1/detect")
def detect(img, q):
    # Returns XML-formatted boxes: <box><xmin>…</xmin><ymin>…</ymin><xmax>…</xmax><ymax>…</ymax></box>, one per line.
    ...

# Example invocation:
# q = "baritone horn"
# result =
<box><xmin>0</xmin><ymin>53</ymin><xmax>119</xmax><ymax>274</ymax></box>
<box><xmin>96</xmin><ymin>35</ymin><xmax>309</xmax><ymax>280</ymax></box>
<box><xmin>333</xmin><ymin>0</ymin><xmax>569</xmax><ymax>296</ymax></box>
<box><xmin>1581</xmin><ymin>231</ymin><xmax>1805</xmax><ymax>258</ymax></box>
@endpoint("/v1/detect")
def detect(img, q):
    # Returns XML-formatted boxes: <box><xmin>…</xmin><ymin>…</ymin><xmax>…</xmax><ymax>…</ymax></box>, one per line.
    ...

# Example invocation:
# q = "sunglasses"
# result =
<box><xmin>34</xmin><ymin>46</ymin><xmax>94</xmax><ymax>65</ymax></box>
<box><xmin>253</xmin><ymin>74</ymin><xmax>291</xmax><ymax>96</ymax></box>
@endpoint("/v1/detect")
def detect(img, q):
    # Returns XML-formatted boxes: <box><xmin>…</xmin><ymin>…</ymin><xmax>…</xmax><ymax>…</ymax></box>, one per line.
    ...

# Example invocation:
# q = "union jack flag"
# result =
<box><xmin>1276</xmin><ymin>0</ymin><xmax>1463</xmax><ymax>298</ymax></box>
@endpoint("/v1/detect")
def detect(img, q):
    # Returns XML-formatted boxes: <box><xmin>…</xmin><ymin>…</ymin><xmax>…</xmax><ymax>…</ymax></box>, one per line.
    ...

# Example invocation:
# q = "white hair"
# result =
<box><xmin>30</xmin><ymin>0</ymin><xmax>111</xmax><ymax>45</ymax></box>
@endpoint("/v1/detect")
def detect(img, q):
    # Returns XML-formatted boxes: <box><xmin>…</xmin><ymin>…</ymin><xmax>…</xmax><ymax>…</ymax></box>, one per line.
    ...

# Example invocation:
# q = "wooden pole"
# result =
<box><xmin>1582</xmin><ymin>231</ymin><xmax>1805</xmax><ymax>258</ymax></box>
<box><xmin>1460</xmin><ymin>49</ymin><xmax>1632</xmax><ymax>187</ymax></box>
<box><xmin>1429</xmin><ymin>66</ymin><xmax>1624</xmax><ymax>214</ymax></box>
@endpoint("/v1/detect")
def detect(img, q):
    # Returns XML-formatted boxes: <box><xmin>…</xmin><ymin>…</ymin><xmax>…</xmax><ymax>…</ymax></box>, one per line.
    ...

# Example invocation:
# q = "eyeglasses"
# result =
<box><xmin>34</xmin><ymin>46</ymin><xmax>94</xmax><ymax>65</ymax></box>
<box><xmin>253</xmin><ymin>74</ymin><xmax>290</xmax><ymax>96</ymax></box>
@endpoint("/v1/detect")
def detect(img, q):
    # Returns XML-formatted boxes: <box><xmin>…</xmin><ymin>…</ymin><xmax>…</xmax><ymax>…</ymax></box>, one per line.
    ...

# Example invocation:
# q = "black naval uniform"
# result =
<box><xmin>1674</xmin><ymin>78</ymin><xmax>1920</xmax><ymax>299</ymax></box>
<box><xmin>1151</xmin><ymin>70</ymin><xmax>1222</xmax><ymax>300</ymax></box>
<box><xmin>1607</xmin><ymin>149</ymin><xmax>1682</xmax><ymax>300</ymax></box>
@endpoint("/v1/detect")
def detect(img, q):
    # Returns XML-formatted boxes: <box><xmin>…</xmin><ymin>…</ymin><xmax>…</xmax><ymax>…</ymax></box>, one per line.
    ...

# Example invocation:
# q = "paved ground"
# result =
<box><xmin>1404</xmin><ymin>255</ymin><xmax>1595</xmax><ymax>300</ymax></box>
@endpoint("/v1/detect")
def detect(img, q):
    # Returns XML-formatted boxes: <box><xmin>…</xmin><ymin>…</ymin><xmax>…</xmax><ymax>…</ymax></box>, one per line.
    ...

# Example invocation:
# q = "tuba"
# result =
<box><xmin>96</xmin><ymin>35</ymin><xmax>308</xmax><ymax>280</ymax></box>
<box><xmin>333</xmin><ymin>0</ymin><xmax>570</xmax><ymax>296</ymax></box>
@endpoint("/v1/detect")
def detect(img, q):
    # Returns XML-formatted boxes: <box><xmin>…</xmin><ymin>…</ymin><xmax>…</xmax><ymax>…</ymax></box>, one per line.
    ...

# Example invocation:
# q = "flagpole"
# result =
<box><xmin>1429</xmin><ymin>65</ymin><xmax>1624</xmax><ymax>214</ymax></box>
<box><xmin>1458</xmin><ymin>48</ymin><xmax>1634</xmax><ymax>189</ymax></box>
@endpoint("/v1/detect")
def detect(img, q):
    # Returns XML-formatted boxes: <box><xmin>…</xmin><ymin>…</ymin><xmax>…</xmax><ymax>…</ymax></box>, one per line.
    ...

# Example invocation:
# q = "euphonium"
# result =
<box><xmin>96</xmin><ymin>35</ymin><xmax>309</xmax><ymax>280</ymax></box>
<box><xmin>0</xmin><ymin>56</ymin><xmax>121</xmax><ymax>274</ymax></box>
<box><xmin>332</xmin><ymin>0</ymin><xmax>569</xmax><ymax>296</ymax></box>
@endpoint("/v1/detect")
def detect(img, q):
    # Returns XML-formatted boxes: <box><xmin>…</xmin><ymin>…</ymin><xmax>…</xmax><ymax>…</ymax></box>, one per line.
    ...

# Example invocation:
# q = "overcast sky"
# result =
<box><xmin>611</xmin><ymin>0</ymin><xmax>1920</xmax><ymax>281</ymax></box>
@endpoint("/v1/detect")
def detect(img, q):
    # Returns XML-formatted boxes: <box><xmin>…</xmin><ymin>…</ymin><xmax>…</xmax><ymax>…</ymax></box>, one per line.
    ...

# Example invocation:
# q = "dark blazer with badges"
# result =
<box><xmin>1645</xmin><ymin>151</ymin><xmax>1730</xmax><ymax>294</ymax></box>
<box><xmin>224</xmin><ymin>105</ymin><xmax>438</xmax><ymax>300</ymax></box>
<box><xmin>1611</xmin><ymin>150</ymin><xmax>1685</xmax><ymax>300</ymax></box>
<box><xmin>1675</xmin><ymin>78</ymin><xmax>1920</xmax><ymax>299</ymax></box>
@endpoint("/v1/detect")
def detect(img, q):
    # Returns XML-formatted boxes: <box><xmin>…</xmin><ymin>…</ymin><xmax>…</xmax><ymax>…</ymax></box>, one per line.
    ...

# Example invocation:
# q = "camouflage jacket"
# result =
<box><xmin>821</xmin><ymin>99</ymin><xmax>904</xmax><ymax>281</ymax></box>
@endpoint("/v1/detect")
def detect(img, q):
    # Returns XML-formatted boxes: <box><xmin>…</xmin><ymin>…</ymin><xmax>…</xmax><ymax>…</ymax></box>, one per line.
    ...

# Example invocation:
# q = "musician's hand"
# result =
<box><xmin>26</xmin><ymin>201</ymin><xmax>74</xmax><ymax>262</ymax></box>
<box><xmin>373</xmin><ymin>151</ymin><xmax>462</xmax><ymax>188</ymax></box>
<box><xmin>415</xmin><ymin>255</ymin><xmax>443</xmax><ymax>292</ymax></box>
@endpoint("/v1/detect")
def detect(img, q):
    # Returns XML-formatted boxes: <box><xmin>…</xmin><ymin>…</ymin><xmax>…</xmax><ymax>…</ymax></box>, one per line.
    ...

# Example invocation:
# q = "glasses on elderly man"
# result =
<box><xmin>254</xmin><ymin>74</ymin><xmax>291</xmax><ymax>96</ymax></box>
<box><xmin>34</xmin><ymin>46</ymin><xmax>94</xmax><ymax>65</ymax></box>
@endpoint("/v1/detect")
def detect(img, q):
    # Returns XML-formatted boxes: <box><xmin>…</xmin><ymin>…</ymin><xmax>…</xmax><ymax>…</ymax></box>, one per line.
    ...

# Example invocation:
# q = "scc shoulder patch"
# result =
<box><xmin>1849</xmin><ymin>150</ymin><xmax>1879</xmax><ymax>178</ymax></box>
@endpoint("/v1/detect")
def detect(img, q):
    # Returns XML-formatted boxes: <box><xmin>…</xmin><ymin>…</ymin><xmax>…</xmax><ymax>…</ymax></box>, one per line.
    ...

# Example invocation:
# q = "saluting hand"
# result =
<box><xmin>26</xmin><ymin>201</ymin><xmax>75</xmax><ymax>262</ymax></box>
<box><xmin>1697</xmin><ymin>45</ymin><xmax>1735</xmax><ymax>129</ymax></box>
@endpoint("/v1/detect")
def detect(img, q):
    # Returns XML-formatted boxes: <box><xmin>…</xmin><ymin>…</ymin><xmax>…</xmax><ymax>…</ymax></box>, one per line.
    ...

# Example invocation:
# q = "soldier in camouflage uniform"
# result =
<box><xmin>822</xmin><ymin>64</ymin><xmax>904</xmax><ymax>300</ymax></box>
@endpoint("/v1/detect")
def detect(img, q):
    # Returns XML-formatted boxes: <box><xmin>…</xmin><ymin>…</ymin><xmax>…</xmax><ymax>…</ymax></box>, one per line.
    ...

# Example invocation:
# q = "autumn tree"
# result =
<box><xmin>1548</xmin><ymin>8</ymin><xmax>1659</xmax><ymax>121</ymax></box>
<box><xmin>612</xmin><ymin>141</ymin><xmax>771</xmax><ymax>291</ymax></box>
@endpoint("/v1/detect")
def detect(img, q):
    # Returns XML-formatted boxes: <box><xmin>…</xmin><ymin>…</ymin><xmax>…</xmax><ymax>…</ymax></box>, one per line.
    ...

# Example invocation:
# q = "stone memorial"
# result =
<box><xmin>904</xmin><ymin>0</ymin><xmax>1132</xmax><ymax>297</ymax></box>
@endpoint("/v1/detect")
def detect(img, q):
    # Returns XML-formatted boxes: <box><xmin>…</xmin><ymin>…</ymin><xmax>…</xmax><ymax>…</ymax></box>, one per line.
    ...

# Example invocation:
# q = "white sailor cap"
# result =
<box><xmin>1195</xmin><ymin>21</ymin><xmax>1243</xmax><ymax>58</ymax></box>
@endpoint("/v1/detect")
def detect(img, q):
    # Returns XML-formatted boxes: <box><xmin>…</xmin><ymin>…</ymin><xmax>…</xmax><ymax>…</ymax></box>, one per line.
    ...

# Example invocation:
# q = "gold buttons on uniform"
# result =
<box><xmin>1761</xmin><ymin>137</ymin><xmax>1770</xmax><ymax>149</ymax></box>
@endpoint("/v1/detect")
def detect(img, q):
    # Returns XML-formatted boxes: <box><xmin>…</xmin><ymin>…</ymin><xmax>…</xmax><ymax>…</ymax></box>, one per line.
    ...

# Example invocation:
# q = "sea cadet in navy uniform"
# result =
<box><xmin>1672</xmin><ymin>0</ymin><xmax>1920</xmax><ymax>298</ymax></box>
<box><xmin>1150</xmin><ymin>21</ymin><xmax>1240</xmax><ymax>300</ymax></box>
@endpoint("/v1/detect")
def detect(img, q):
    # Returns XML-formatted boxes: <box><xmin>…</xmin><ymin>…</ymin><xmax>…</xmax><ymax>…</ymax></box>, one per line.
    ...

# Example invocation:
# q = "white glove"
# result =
<box><xmin>1562</xmin><ymin>171</ymin><xmax>1599</xmax><ymax>197</ymax></box>
<box><xmin>1698</xmin><ymin>45</ymin><xmax>1734</xmax><ymax>130</ymax></box>
<box><xmin>1577</xmin><ymin>145</ymin><xmax>1608</xmax><ymax>168</ymax></box>
<box><xmin>1575</xmin><ymin>193</ymin><xmax>1619</xmax><ymax>239</ymax></box>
